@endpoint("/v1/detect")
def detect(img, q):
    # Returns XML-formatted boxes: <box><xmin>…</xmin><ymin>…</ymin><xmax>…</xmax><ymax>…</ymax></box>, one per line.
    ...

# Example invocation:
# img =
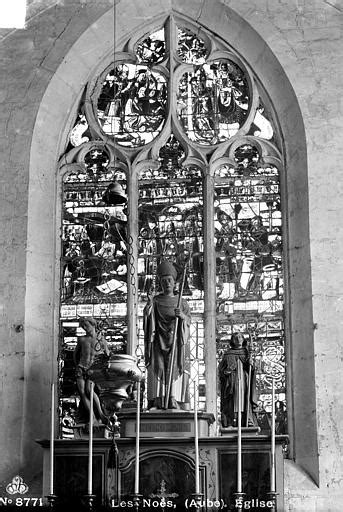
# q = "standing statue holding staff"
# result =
<box><xmin>219</xmin><ymin>333</ymin><xmax>257</xmax><ymax>428</ymax></box>
<box><xmin>143</xmin><ymin>260</ymin><xmax>191</xmax><ymax>410</ymax></box>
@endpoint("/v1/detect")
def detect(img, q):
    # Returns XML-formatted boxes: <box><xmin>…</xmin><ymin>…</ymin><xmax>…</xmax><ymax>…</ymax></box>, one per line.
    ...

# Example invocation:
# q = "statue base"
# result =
<box><xmin>119</xmin><ymin>409</ymin><xmax>215</xmax><ymax>438</ymax></box>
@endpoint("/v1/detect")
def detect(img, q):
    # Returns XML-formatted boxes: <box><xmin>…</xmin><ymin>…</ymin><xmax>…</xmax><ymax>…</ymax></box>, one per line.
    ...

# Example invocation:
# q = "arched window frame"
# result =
<box><xmin>25</xmin><ymin>2</ymin><xmax>318</xmax><ymax>484</ymax></box>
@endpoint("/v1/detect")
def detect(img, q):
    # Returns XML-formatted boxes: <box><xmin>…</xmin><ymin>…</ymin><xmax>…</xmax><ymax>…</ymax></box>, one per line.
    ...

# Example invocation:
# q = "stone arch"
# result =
<box><xmin>25</xmin><ymin>0</ymin><xmax>318</xmax><ymax>484</ymax></box>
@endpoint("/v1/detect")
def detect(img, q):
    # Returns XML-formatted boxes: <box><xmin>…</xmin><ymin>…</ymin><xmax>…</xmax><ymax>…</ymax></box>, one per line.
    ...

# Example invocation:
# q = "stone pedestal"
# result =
<box><xmin>118</xmin><ymin>409</ymin><xmax>215</xmax><ymax>438</ymax></box>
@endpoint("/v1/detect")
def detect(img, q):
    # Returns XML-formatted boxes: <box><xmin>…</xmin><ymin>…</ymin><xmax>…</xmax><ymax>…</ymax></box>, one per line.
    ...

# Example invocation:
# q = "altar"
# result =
<box><xmin>38</xmin><ymin>410</ymin><xmax>287</xmax><ymax>511</ymax></box>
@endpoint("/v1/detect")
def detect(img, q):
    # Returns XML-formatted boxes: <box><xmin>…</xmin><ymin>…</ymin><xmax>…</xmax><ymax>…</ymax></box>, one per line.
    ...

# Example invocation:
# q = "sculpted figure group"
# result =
<box><xmin>73</xmin><ymin>260</ymin><xmax>257</xmax><ymax>425</ymax></box>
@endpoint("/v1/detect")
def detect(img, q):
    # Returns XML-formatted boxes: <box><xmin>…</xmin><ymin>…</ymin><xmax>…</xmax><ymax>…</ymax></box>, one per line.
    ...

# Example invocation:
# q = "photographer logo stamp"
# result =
<box><xmin>6</xmin><ymin>475</ymin><xmax>29</xmax><ymax>495</ymax></box>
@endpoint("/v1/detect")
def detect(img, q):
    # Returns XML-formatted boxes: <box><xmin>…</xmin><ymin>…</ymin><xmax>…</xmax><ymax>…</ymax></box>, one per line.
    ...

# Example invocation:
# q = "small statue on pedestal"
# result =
<box><xmin>219</xmin><ymin>333</ymin><xmax>257</xmax><ymax>428</ymax></box>
<box><xmin>143</xmin><ymin>260</ymin><xmax>191</xmax><ymax>410</ymax></box>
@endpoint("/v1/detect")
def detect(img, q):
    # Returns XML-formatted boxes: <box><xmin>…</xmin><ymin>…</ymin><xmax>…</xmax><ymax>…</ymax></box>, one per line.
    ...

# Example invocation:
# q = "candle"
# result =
<box><xmin>134</xmin><ymin>381</ymin><xmax>141</xmax><ymax>495</ymax></box>
<box><xmin>88</xmin><ymin>381</ymin><xmax>94</xmax><ymax>496</ymax></box>
<box><xmin>194</xmin><ymin>381</ymin><xmax>200</xmax><ymax>494</ymax></box>
<box><xmin>237</xmin><ymin>362</ymin><xmax>242</xmax><ymax>493</ymax></box>
<box><xmin>49</xmin><ymin>382</ymin><xmax>55</xmax><ymax>496</ymax></box>
<box><xmin>270</xmin><ymin>378</ymin><xmax>276</xmax><ymax>493</ymax></box>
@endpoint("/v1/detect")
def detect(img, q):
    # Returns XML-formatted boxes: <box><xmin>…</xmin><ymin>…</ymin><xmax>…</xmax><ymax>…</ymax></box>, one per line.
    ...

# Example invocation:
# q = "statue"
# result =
<box><xmin>74</xmin><ymin>316</ymin><xmax>110</xmax><ymax>425</ymax></box>
<box><xmin>275</xmin><ymin>400</ymin><xmax>287</xmax><ymax>434</ymax></box>
<box><xmin>219</xmin><ymin>333</ymin><xmax>257</xmax><ymax>428</ymax></box>
<box><xmin>143</xmin><ymin>260</ymin><xmax>191</xmax><ymax>410</ymax></box>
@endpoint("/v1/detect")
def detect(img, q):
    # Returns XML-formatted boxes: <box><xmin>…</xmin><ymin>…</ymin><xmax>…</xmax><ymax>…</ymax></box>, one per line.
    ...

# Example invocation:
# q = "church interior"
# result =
<box><xmin>0</xmin><ymin>0</ymin><xmax>343</xmax><ymax>510</ymax></box>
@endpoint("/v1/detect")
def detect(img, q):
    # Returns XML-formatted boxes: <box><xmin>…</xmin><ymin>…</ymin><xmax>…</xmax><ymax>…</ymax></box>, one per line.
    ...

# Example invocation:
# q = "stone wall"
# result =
<box><xmin>0</xmin><ymin>0</ymin><xmax>113</xmax><ymax>491</ymax></box>
<box><xmin>227</xmin><ymin>2</ymin><xmax>343</xmax><ymax>509</ymax></box>
<box><xmin>0</xmin><ymin>1</ymin><xmax>342</xmax><ymax>510</ymax></box>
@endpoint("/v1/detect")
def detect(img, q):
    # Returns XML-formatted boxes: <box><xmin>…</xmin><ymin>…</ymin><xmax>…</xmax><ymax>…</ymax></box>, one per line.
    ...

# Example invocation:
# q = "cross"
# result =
<box><xmin>149</xmin><ymin>480</ymin><xmax>179</xmax><ymax>508</ymax></box>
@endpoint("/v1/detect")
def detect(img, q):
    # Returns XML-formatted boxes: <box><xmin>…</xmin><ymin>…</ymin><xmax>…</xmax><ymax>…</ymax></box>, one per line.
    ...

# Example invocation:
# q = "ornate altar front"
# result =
<box><xmin>39</xmin><ymin>418</ymin><xmax>287</xmax><ymax>511</ymax></box>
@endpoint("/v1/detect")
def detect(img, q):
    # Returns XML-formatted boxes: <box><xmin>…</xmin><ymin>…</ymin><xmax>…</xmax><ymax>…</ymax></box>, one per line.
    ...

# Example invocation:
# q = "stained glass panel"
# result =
<box><xmin>136</xmin><ymin>29</ymin><xmax>165</xmax><ymax>64</ymax></box>
<box><xmin>177</xmin><ymin>27</ymin><xmax>208</xmax><ymax>64</ymax></box>
<box><xmin>96</xmin><ymin>64</ymin><xmax>167</xmax><ymax>147</ymax></box>
<box><xmin>137</xmin><ymin>138</ymin><xmax>204</xmax><ymax>301</ymax></box>
<box><xmin>249</xmin><ymin>101</ymin><xmax>274</xmax><ymax>141</ymax></box>
<box><xmin>177</xmin><ymin>60</ymin><xmax>250</xmax><ymax>145</ymax></box>
<box><xmin>69</xmin><ymin>113</ymin><xmax>90</xmax><ymax>147</ymax></box>
<box><xmin>137</xmin><ymin>136</ymin><xmax>205</xmax><ymax>408</ymax></box>
<box><xmin>215</xmin><ymin>144</ymin><xmax>286</xmax><ymax>432</ymax></box>
<box><xmin>59</xmin><ymin>150</ymin><xmax>128</xmax><ymax>434</ymax></box>
<box><xmin>189</xmin><ymin>320</ymin><xmax>206</xmax><ymax>410</ymax></box>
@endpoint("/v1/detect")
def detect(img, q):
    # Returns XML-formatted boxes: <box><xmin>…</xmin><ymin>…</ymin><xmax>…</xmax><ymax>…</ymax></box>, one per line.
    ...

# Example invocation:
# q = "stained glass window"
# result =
<box><xmin>136</xmin><ymin>29</ymin><xmax>166</xmax><ymax>64</ymax></box>
<box><xmin>214</xmin><ymin>144</ymin><xmax>285</xmax><ymax>431</ymax></box>
<box><xmin>137</xmin><ymin>136</ymin><xmax>205</xmax><ymax>408</ymax></box>
<box><xmin>249</xmin><ymin>101</ymin><xmax>274</xmax><ymax>140</ymax></box>
<box><xmin>58</xmin><ymin>19</ymin><xmax>286</xmax><ymax>435</ymax></box>
<box><xmin>96</xmin><ymin>64</ymin><xmax>167</xmax><ymax>146</ymax></box>
<box><xmin>59</xmin><ymin>150</ymin><xmax>128</xmax><ymax>434</ymax></box>
<box><xmin>177</xmin><ymin>27</ymin><xmax>208</xmax><ymax>64</ymax></box>
<box><xmin>177</xmin><ymin>60</ymin><xmax>250</xmax><ymax>144</ymax></box>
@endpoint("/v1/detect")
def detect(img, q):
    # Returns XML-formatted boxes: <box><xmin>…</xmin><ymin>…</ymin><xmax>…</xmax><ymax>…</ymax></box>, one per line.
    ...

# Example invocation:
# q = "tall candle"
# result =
<box><xmin>237</xmin><ymin>363</ymin><xmax>242</xmax><ymax>493</ymax></box>
<box><xmin>194</xmin><ymin>381</ymin><xmax>200</xmax><ymax>494</ymax></box>
<box><xmin>88</xmin><ymin>381</ymin><xmax>94</xmax><ymax>496</ymax></box>
<box><xmin>134</xmin><ymin>381</ymin><xmax>141</xmax><ymax>495</ymax></box>
<box><xmin>270</xmin><ymin>378</ymin><xmax>276</xmax><ymax>493</ymax></box>
<box><xmin>49</xmin><ymin>382</ymin><xmax>55</xmax><ymax>496</ymax></box>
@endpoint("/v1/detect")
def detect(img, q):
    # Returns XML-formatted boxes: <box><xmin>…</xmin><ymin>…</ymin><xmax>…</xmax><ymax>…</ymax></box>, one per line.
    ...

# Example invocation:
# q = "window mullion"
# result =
<box><xmin>203</xmin><ymin>168</ymin><xmax>217</xmax><ymax>425</ymax></box>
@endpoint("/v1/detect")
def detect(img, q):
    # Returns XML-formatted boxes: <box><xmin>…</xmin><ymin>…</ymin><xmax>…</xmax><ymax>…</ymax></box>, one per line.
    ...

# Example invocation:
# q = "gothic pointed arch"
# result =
<box><xmin>26</xmin><ymin>0</ymin><xmax>318</xmax><ymax>484</ymax></box>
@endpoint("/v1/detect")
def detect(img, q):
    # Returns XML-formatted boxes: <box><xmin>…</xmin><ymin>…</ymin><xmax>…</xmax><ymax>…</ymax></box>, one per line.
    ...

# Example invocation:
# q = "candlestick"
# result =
<box><xmin>134</xmin><ymin>381</ymin><xmax>141</xmax><ymax>495</ymax></box>
<box><xmin>237</xmin><ymin>362</ymin><xmax>242</xmax><ymax>494</ymax></box>
<box><xmin>194</xmin><ymin>381</ymin><xmax>200</xmax><ymax>495</ymax></box>
<box><xmin>131</xmin><ymin>380</ymin><xmax>143</xmax><ymax>511</ymax></box>
<box><xmin>88</xmin><ymin>381</ymin><xmax>94</xmax><ymax>496</ymax></box>
<box><xmin>270</xmin><ymin>378</ymin><xmax>276</xmax><ymax>493</ymax></box>
<box><xmin>190</xmin><ymin>380</ymin><xmax>203</xmax><ymax>509</ymax></box>
<box><xmin>49</xmin><ymin>382</ymin><xmax>55</xmax><ymax>496</ymax></box>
